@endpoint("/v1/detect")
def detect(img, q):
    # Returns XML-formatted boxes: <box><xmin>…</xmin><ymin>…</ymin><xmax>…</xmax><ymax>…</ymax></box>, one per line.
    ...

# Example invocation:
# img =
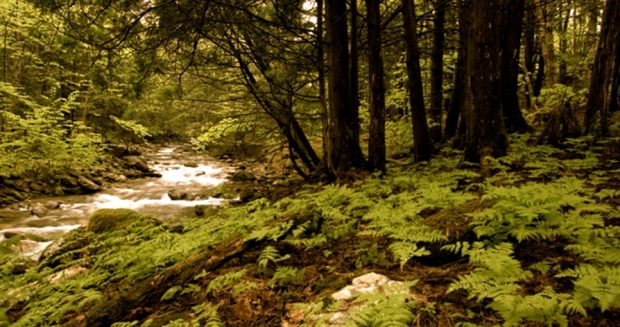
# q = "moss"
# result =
<box><xmin>87</xmin><ymin>209</ymin><xmax>144</xmax><ymax>234</ymax></box>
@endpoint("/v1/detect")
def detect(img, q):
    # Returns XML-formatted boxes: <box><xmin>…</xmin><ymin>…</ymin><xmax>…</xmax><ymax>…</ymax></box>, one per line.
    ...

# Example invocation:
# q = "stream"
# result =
<box><xmin>0</xmin><ymin>146</ymin><xmax>232</xmax><ymax>257</ymax></box>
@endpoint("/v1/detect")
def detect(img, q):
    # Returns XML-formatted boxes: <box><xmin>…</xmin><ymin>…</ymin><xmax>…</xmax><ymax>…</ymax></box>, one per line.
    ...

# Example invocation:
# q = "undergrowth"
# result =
<box><xmin>1</xmin><ymin>135</ymin><xmax>619</xmax><ymax>326</ymax></box>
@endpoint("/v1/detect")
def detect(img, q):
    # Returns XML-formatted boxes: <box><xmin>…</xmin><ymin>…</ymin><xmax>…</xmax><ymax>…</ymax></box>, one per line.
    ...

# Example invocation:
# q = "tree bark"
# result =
<box><xmin>499</xmin><ymin>0</ymin><xmax>531</xmax><ymax>133</ymax></box>
<box><xmin>584</xmin><ymin>0</ymin><xmax>620</xmax><ymax>135</ymax></box>
<box><xmin>536</xmin><ymin>0</ymin><xmax>557</xmax><ymax>86</ymax></box>
<box><xmin>349</xmin><ymin>0</ymin><xmax>362</xmax><ymax>161</ymax></box>
<box><xmin>463</xmin><ymin>0</ymin><xmax>508</xmax><ymax>163</ymax></box>
<box><xmin>523</xmin><ymin>0</ymin><xmax>537</xmax><ymax>109</ymax></box>
<box><xmin>366</xmin><ymin>0</ymin><xmax>386</xmax><ymax>172</ymax></box>
<box><xmin>558</xmin><ymin>0</ymin><xmax>572</xmax><ymax>85</ymax></box>
<box><xmin>429</xmin><ymin>0</ymin><xmax>446</xmax><ymax>142</ymax></box>
<box><xmin>402</xmin><ymin>0</ymin><xmax>432</xmax><ymax>161</ymax></box>
<box><xmin>326</xmin><ymin>0</ymin><xmax>364</xmax><ymax>174</ymax></box>
<box><xmin>317</xmin><ymin>0</ymin><xmax>329</xmax><ymax>165</ymax></box>
<box><xmin>444</xmin><ymin>0</ymin><xmax>469</xmax><ymax>141</ymax></box>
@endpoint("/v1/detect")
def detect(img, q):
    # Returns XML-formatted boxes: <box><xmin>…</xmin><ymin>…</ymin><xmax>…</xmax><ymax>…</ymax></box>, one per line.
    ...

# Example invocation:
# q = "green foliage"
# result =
<box><xmin>536</xmin><ymin>84</ymin><xmax>587</xmax><ymax>114</ymax></box>
<box><xmin>257</xmin><ymin>246</ymin><xmax>290</xmax><ymax>270</ymax></box>
<box><xmin>194</xmin><ymin>117</ymin><xmax>264</xmax><ymax>156</ymax></box>
<box><xmin>87</xmin><ymin>209</ymin><xmax>146</xmax><ymax>234</ymax></box>
<box><xmin>343</xmin><ymin>280</ymin><xmax>418</xmax><ymax>327</ymax></box>
<box><xmin>206</xmin><ymin>269</ymin><xmax>247</xmax><ymax>293</ymax></box>
<box><xmin>268</xmin><ymin>266</ymin><xmax>305</xmax><ymax>288</ymax></box>
<box><xmin>556</xmin><ymin>265</ymin><xmax>620</xmax><ymax>311</ymax></box>
<box><xmin>471</xmin><ymin>178</ymin><xmax>609</xmax><ymax>242</ymax></box>
<box><xmin>108</xmin><ymin>115</ymin><xmax>151</xmax><ymax>144</ymax></box>
<box><xmin>0</xmin><ymin>86</ymin><xmax>103</xmax><ymax>178</ymax></box>
<box><xmin>448</xmin><ymin>243</ymin><xmax>582</xmax><ymax>327</ymax></box>
<box><xmin>385</xmin><ymin>119</ymin><xmax>413</xmax><ymax>157</ymax></box>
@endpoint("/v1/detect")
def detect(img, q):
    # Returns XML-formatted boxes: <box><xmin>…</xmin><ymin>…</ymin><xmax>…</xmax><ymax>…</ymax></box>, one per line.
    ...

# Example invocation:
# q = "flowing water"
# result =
<box><xmin>0</xmin><ymin>146</ymin><xmax>232</xmax><ymax>256</ymax></box>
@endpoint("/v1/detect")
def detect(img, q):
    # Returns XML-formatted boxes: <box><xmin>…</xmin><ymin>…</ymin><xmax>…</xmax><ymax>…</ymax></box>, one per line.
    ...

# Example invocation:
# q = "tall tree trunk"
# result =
<box><xmin>611</xmin><ymin>48</ymin><xmax>620</xmax><ymax>113</ymax></box>
<box><xmin>429</xmin><ymin>0</ymin><xmax>446</xmax><ymax>142</ymax></box>
<box><xmin>584</xmin><ymin>0</ymin><xmax>620</xmax><ymax>135</ymax></box>
<box><xmin>536</xmin><ymin>0</ymin><xmax>557</xmax><ymax>86</ymax></box>
<box><xmin>523</xmin><ymin>0</ymin><xmax>537</xmax><ymax>109</ymax></box>
<box><xmin>349</xmin><ymin>0</ymin><xmax>361</xmax><ymax>159</ymax></box>
<box><xmin>317</xmin><ymin>0</ymin><xmax>328</xmax><ymax>164</ymax></box>
<box><xmin>558</xmin><ymin>0</ymin><xmax>572</xmax><ymax>84</ymax></box>
<box><xmin>463</xmin><ymin>0</ymin><xmax>508</xmax><ymax>164</ymax></box>
<box><xmin>533</xmin><ymin>52</ymin><xmax>545</xmax><ymax>96</ymax></box>
<box><xmin>586</xmin><ymin>0</ymin><xmax>599</xmax><ymax>55</ymax></box>
<box><xmin>500</xmin><ymin>0</ymin><xmax>531</xmax><ymax>133</ymax></box>
<box><xmin>326</xmin><ymin>0</ymin><xmax>363</xmax><ymax>174</ymax></box>
<box><xmin>366</xmin><ymin>0</ymin><xmax>385</xmax><ymax>172</ymax></box>
<box><xmin>402</xmin><ymin>0</ymin><xmax>432</xmax><ymax>161</ymax></box>
<box><xmin>445</xmin><ymin>0</ymin><xmax>469</xmax><ymax>141</ymax></box>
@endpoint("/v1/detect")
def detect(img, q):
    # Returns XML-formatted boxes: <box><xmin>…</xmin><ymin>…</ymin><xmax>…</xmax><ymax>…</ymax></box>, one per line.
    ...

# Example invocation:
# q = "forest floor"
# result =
<box><xmin>1</xmin><ymin>134</ymin><xmax>619</xmax><ymax>327</ymax></box>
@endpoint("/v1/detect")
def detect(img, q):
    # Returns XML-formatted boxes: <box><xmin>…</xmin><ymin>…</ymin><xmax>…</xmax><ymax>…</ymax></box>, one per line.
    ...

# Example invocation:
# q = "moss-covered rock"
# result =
<box><xmin>87</xmin><ymin>209</ymin><xmax>143</xmax><ymax>234</ymax></box>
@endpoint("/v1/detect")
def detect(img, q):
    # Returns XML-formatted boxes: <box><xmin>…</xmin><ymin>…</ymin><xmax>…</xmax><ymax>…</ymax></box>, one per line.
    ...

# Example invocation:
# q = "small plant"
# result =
<box><xmin>268</xmin><ymin>266</ymin><xmax>305</xmax><ymax>288</ymax></box>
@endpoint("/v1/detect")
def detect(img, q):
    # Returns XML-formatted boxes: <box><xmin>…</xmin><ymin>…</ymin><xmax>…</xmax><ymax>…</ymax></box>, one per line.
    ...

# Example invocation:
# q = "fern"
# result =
<box><xmin>257</xmin><ymin>246</ymin><xmax>290</xmax><ymax>270</ymax></box>
<box><xmin>471</xmin><ymin>178</ymin><xmax>609</xmax><ymax>242</ymax></box>
<box><xmin>389</xmin><ymin>242</ymin><xmax>431</xmax><ymax>268</ymax></box>
<box><xmin>449</xmin><ymin>243</ymin><xmax>584</xmax><ymax>326</ymax></box>
<box><xmin>344</xmin><ymin>280</ymin><xmax>418</xmax><ymax>327</ymax></box>
<box><xmin>192</xmin><ymin>302</ymin><xmax>225</xmax><ymax>327</ymax></box>
<box><xmin>556</xmin><ymin>265</ymin><xmax>620</xmax><ymax>311</ymax></box>
<box><xmin>268</xmin><ymin>266</ymin><xmax>305</xmax><ymax>288</ymax></box>
<box><xmin>206</xmin><ymin>269</ymin><xmax>247</xmax><ymax>293</ymax></box>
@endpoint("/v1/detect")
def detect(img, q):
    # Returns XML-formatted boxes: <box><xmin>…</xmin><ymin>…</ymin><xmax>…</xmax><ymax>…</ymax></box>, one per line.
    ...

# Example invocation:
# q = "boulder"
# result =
<box><xmin>167</xmin><ymin>190</ymin><xmax>188</xmax><ymax>200</ymax></box>
<box><xmin>77</xmin><ymin>176</ymin><xmax>101</xmax><ymax>193</ymax></box>
<box><xmin>87</xmin><ymin>209</ymin><xmax>143</xmax><ymax>233</ymax></box>
<box><xmin>56</xmin><ymin>174</ymin><xmax>78</xmax><ymax>187</ymax></box>
<box><xmin>30</xmin><ymin>204</ymin><xmax>47</xmax><ymax>217</ymax></box>
<box><xmin>124</xmin><ymin>156</ymin><xmax>150</xmax><ymax>173</ymax></box>
<box><xmin>183</xmin><ymin>161</ymin><xmax>199</xmax><ymax>168</ymax></box>
<box><xmin>44</xmin><ymin>201</ymin><xmax>61</xmax><ymax>210</ymax></box>
<box><xmin>29</xmin><ymin>182</ymin><xmax>47</xmax><ymax>193</ymax></box>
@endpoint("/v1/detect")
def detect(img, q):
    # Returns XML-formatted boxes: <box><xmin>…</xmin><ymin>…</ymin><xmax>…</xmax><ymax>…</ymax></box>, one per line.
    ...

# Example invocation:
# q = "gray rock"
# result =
<box><xmin>167</xmin><ymin>190</ymin><xmax>188</xmax><ymax>200</ymax></box>
<box><xmin>77</xmin><ymin>176</ymin><xmax>101</xmax><ymax>193</ymax></box>
<box><xmin>56</xmin><ymin>174</ymin><xmax>78</xmax><ymax>187</ymax></box>
<box><xmin>29</xmin><ymin>182</ymin><xmax>47</xmax><ymax>193</ymax></box>
<box><xmin>31</xmin><ymin>204</ymin><xmax>48</xmax><ymax>217</ymax></box>
<box><xmin>124</xmin><ymin>156</ymin><xmax>150</xmax><ymax>173</ymax></box>
<box><xmin>44</xmin><ymin>201</ymin><xmax>61</xmax><ymax>210</ymax></box>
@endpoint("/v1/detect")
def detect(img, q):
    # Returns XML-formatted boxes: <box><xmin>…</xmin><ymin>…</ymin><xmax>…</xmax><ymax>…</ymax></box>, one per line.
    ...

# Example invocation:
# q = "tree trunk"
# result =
<box><xmin>402</xmin><ymin>0</ymin><xmax>432</xmax><ymax>161</ymax></box>
<box><xmin>499</xmin><ymin>0</ymin><xmax>531</xmax><ymax>133</ymax></box>
<box><xmin>523</xmin><ymin>0</ymin><xmax>536</xmax><ymax>109</ymax></box>
<box><xmin>611</xmin><ymin>48</ymin><xmax>620</xmax><ymax>113</ymax></box>
<box><xmin>586</xmin><ymin>0</ymin><xmax>599</xmax><ymax>55</ymax></box>
<box><xmin>463</xmin><ymin>0</ymin><xmax>508</xmax><ymax>164</ymax></box>
<box><xmin>429</xmin><ymin>0</ymin><xmax>446</xmax><ymax>142</ymax></box>
<box><xmin>349</xmin><ymin>0</ymin><xmax>362</xmax><ymax>159</ymax></box>
<box><xmin>326</xmin><ymin>0</ymin><xmax>363</xmax><ymax>174</ymax></box>
<box><xmin>558</xmin><ymin>0</ymin><xmax>572</xmax><ymax>84</ymax></box>
<box><xmin>444</xmin><ymin>0</ymin><xmax>469</xmax><ymax>141</ymax></box>
<box><xmin>366</xmin><ymin>0</ymin><xmax>386</xmax><ymax>172</ymax></box>
<box><xmin>317</xmin><ymin>0</ymin><xmax>329</xmax><ymax>165</ymax></box>
<box><xmin>536</xmin><ymin>0</ymin><xmax>557</xmax><ymax>86</ymax></box>
<box><xmin>584</xmin><ymin>0</ymin><xmax>620</xmax><ymax>135</ymax></box>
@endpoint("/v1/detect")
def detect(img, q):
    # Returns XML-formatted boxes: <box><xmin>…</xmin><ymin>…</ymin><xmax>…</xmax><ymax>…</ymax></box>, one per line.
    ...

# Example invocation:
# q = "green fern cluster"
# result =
<box><xmin>361</xmin><ymin>181</ymin><xmax>474</xmax><ymax>267</ymax></box>
<box><xmin>447</xmin><ymin>242</ymin><xmax>585</xmax><ymax>327</ymax></box>
<box><xmin>471</xmin><ymin>177</ymin><xmax>609</xmax><ymax>242</ymax></box>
